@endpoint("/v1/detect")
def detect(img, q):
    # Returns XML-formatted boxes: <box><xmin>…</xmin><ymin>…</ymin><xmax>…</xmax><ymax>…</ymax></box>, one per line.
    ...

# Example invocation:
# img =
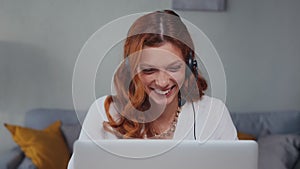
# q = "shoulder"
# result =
<box><xmin>90</xmin><ymin>95</ymin><xmax>108</xmax><ymax>108</ymax></box>
<box><xmin>200</xmin><ymin>95</ymin><xmax>225</xmax><ymax>104</ymax></box>
<box><xmin>193</xmin><ymin>95</ymin><xmax>227</xmax><ymax>111</ymax></box>
<box><xmin>191</xmin><ymin>96</ymin><xmax>237</xmax><ymax>140</ymax></box>
<box><xmin>87</xmin><ymin>95</ymin><xmax>121</xmax><ymax>123</ymax></box>
<box><xmin>88</xmin><ymin>96</ymin><xmax>108</xmax><ymax>113</ymax></box>
<box><xmin>192</xmin><ymin>95</ymin><xmax>231</xmax><ymax>130</ymax></box>
<box><xmin>80</xmin><ymin>95</ymin><xmax>117</xmax><ymax>140</ymax></box>
<box><xmin>84</xmin><ymin>95</ymin><xmax>109</xmax><ymax>123</ymax></box>
<box><xmin>181</xmin><ymin>95</ymin><xmax>227</xmax><ymax>117</ymax></box>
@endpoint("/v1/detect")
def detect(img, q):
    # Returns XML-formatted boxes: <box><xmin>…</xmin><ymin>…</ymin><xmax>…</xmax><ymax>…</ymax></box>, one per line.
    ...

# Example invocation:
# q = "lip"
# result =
<box><xmin>149</xmin><ymin>85</ymin><xmax>176</xmax><ymax>97</ymax></box>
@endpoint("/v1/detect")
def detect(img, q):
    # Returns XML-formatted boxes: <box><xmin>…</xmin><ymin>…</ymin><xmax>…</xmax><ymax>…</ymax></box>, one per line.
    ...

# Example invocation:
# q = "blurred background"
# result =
<box><xmin>1</xmin><ymin>0</ymin><xmax>299</xmax><ymax>155</ymax></box>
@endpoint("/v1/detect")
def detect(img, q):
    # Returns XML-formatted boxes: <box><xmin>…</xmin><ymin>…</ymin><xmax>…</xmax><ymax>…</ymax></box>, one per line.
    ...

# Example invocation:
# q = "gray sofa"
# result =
<box><xmin>1</xmin><ymin>109</ymin><xmax>300</xmax><ymax>169</ymax></box>
<box><xmin>231</xmin><ymin>111</ymin><xmax>300</xmax><ymax>169</ymax></box>
<box><xmin>0</xmin><ymin>109</ymin><xmax>86</xmax><ymax>169</ymax></box>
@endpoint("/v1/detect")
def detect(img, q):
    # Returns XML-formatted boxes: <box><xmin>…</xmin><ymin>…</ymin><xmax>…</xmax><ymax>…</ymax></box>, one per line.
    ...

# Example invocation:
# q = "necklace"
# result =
<box><xmin>150</xmin><ymin>106</ymin><xmax>181</xmax><ymax>139</ymax></box>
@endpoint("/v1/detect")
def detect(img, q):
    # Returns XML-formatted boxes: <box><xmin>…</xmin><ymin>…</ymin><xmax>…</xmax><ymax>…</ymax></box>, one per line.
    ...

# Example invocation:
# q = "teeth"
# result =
<box><xmin>154</xmin><ymin>88</ymin><xmax>171</xmax><ymax>95</ymax></box>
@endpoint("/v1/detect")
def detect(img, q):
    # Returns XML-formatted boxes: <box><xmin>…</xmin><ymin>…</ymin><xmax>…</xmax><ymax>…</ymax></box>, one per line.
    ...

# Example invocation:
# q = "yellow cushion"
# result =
<box><xmin>4</xmin><ymin>121</ymin><xmax>70</xmax><ymax>169</ymax></box>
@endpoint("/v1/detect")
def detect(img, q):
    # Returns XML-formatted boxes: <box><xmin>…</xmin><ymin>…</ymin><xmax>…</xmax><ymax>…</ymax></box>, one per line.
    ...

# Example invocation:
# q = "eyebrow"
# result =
<box><xmin>139</xmin><ymin>60</ymin><xmax>184</xmax><ymax>68</ymax></box>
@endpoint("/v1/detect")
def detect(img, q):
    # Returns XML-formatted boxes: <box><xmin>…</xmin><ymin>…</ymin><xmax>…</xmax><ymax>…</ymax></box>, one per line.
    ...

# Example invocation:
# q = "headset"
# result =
<box><xmin>186</xmin><ymin>51</ymin><xmax>198</xmax><ymax>140</ymax></box>
<box><xmin>187</xmin><ymin>51</ymin><xmax>198</xmax><ymax>78</ymax></box>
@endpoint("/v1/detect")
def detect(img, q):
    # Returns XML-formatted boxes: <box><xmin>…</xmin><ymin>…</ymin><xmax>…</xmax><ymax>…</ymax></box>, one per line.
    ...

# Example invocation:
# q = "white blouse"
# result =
<box><xmin>68</xmin><ymin>95</ymin><xmax>237</xmax><ymax>169</ymax></box>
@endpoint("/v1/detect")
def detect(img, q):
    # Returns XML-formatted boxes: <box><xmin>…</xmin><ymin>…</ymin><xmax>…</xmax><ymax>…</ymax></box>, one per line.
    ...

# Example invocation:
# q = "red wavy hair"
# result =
<box><xmin>103</xmin><ymin>10</ymin><xmax>207</xmax><ymax>138</ymax></box>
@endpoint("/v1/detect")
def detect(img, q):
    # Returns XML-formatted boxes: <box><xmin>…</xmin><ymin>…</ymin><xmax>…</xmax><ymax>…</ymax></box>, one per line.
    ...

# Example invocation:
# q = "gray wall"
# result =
<box><xmin>1</xmin><ymin>0</ymin><xmax>300</xmax><ymax>154</ymax></box>
<box><xmin>0</xmin><ymin>0</ymin><xmax>171</xmax><ymax>155</ymax></box>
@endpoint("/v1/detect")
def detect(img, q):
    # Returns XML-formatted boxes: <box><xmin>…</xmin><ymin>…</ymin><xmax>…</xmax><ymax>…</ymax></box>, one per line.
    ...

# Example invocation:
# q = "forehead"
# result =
<box><xmin>139</xmin><ymin>43</ymin><xmax>184</xmax><ymax>65</ymax></box>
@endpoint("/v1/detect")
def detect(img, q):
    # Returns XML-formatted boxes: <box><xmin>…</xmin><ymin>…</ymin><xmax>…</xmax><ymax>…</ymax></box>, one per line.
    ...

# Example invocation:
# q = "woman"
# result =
<box><xmin>68</xmin><ymin>9</ymin><xmax>237</xmax><ymax>168</ymax></box>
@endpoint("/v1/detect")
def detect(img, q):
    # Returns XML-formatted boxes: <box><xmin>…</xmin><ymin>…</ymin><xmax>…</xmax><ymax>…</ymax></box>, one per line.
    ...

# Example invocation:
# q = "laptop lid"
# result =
<box><xmin>73</xmin><ymin>140</ymin><xmax>258</xmax><ymax>169</ymax></box>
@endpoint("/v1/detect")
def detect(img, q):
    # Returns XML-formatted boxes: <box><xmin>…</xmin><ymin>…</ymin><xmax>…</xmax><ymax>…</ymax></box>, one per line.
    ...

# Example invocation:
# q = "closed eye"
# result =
<box><xmin>141</xmin><ymin>68</ymin><xmax>157</xmax><ymax>74</ymax></box>
<box><xmin>167</xmin><ymin>65</ymin><xmax>182</xmax><ymax>72</ymax></box>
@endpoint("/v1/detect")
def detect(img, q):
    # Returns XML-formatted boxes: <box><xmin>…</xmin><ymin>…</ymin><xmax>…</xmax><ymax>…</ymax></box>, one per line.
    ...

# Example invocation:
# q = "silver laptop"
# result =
<box><xmin>73</xmin><ymin>140</ymin><xmax>258</xmax><ymax>169</ymax></box>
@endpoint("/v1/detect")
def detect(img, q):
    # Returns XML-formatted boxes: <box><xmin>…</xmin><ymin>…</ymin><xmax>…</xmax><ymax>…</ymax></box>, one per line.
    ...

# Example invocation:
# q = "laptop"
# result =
<box><xmin>73</xmin><ymin>140</ymin><xmax>258</xmax><ymax>169</ymax></box>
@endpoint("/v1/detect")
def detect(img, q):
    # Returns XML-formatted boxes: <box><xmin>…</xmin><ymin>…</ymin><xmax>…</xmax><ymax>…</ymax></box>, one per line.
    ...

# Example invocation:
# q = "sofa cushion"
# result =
<box><xmin>294</xmin><ymin>157</ymin><xmax>300</xmax><ymax>169</ymax></box>
<box><xmin>24</xmin><ymin>109</ymin><xmax>86</xmax><ymax>130</ymax></box>
<box><xmin>257</xmin><ymin>134</ymin><xmax>300</xmax><ymax>169</ymax></box>
<box><xmin>4</xmin><ymin>121</ymin><xmax>70</xmax><ymax>169</ymax></box>
<box><xmin>61</xmin><ymin>124</ymin><xmax>81</xmax><ymax>153</ymax></box>
<box><xmin>230</xmin><ymin>111</ymin><xmax>300</xmax><ymax>137</ymax></box>
<box><xmin>17</xmin><ymin>157</ymin><xmax>37</xmax><ymax>169</ymax></box>
<box><xmin>6</xmin><ymin>147</ymin><xmax>24</xmax><ymax>169</ymax></box>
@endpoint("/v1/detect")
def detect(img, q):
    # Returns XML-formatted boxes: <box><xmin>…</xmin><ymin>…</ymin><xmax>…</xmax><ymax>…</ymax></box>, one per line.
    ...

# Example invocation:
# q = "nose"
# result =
<box><xmin>155</xmin><ymin>71</ymin><xmax>170</xmax><ymax>88</ymax></box>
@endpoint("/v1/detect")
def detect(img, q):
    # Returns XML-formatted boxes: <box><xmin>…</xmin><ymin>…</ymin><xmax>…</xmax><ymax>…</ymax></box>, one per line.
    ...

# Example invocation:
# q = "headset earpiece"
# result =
<box><xmin>187</xmin><ymin>52</ymin><xmax>198</xmax><ymax>78</ymax></box>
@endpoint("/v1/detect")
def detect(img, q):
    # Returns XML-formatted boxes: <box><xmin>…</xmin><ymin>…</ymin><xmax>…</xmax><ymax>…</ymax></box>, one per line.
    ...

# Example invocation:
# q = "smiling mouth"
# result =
<box><xmin>150</xmin><ymin>85</ymin><xmax>176</xmax><ymax>95</ymax></box>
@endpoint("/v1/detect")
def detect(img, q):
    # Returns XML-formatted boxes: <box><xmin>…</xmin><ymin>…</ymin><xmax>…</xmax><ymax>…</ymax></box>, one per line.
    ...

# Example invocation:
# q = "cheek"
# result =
<box><xmin>139</xmin><ymin>74</ymin><xmax>155</xmax><ymax>86</ymax></box>
<box><xmin>171</xmin><ymin>71</ymin><xmax>186</xmax><ymax>87</ymax></box>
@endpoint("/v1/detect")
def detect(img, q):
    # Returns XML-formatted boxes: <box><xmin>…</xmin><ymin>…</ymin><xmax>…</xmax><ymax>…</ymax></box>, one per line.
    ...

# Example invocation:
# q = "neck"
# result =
<box><xmin>151</xmin><ymin>95</ymin><xmax>179</xmax><ymax>125</ymax></box>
